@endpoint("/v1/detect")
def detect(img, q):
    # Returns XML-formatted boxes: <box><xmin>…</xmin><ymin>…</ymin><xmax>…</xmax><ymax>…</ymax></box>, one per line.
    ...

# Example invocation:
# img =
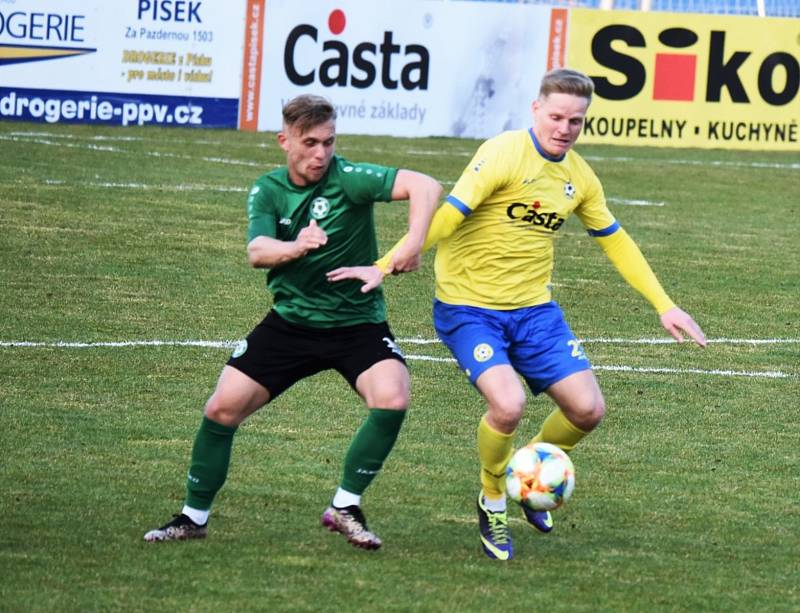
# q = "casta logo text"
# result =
<box><xmin>283</xmin><ymin>9</ymin><xmax>430</xmax><ymax>90</ymax></box>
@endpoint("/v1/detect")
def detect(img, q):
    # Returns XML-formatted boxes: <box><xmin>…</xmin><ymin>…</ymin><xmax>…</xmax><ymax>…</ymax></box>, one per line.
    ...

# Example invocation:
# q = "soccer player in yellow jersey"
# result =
<box><xmin>328</xmin><ymin>68</ymin><xmax>706</xmax><ymax>560</ymax></box>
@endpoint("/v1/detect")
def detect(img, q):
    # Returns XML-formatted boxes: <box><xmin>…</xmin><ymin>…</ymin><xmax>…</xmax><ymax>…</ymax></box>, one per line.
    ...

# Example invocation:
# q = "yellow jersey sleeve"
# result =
<box><xmin>374</xmin><ymin>203</ymin><xmax>465</xmax><ymax>273</ymax></box>
<box><xmin>568</xmin><ymin>158</ymin><xmax>674</xmax><ymax>314</ymax></box>
<box><xmin>594</xmin><ymin>228</ymin><xmax>675</xmax><ymax>314</ymax></box>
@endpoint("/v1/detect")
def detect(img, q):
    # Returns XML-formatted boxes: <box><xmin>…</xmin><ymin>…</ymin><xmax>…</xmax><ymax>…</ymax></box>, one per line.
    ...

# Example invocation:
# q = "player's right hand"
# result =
<box><xmin>659</xmin><ymin>306</ymin><xmax>707</xmax><ymax>347</ymax></box>
<box><xmin>326</xmin><ymin>265</ymin><xmax>385</xmax><ymax>293</ymax></box>
<box><xmin>294</xmin><ymin>219</ymin><xmax>328</xmax><ymax>256</ymax></box>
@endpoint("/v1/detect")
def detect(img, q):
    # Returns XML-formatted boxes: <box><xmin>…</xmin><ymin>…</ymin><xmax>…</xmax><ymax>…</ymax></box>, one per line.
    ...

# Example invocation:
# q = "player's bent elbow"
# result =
<box><xmin>246</xmin><ymin>243</ymin><xmax>275</xmax><ymax>269</ymax></box>
<box><xmin>246</xmin><ymin>241</ymin><xmax>263</xmax><ymax>268</ymax></box>
<box><xmin>247</xmin><ymin>250</ymin><xmax>266</xmax><ymax>268</ymax></box>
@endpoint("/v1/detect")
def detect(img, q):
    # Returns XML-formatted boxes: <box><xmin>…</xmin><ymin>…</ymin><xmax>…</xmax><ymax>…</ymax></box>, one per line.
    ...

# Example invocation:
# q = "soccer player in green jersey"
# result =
<box><xmin>329</xmin><ymin>69</ymin><xmax>706</xmax><ymax>560</ymax></box>
<box><xmin>144</xmin><ymin>94</ymin><xmax>441</xmax><ymax>550</ymax></box>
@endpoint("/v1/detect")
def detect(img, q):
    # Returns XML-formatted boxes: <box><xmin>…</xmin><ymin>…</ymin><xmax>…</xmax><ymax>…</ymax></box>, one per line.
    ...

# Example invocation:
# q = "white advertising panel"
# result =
<box><xmin>255</xmin><ymin>0</ymin><xmax>552</xmax><ymax>138</ymax></box>
<box><xmin>0</xmin><ymin>0</ymin><xmax>246</xmax><ymax>127</ymax></box>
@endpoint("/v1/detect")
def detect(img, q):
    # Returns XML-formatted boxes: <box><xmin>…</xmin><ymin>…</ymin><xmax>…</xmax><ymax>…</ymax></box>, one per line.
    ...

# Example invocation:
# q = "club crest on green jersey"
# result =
<box><xmin>310</xmin><ymin>197</ymin><xmax>331</xmax><ymax>220</ymax></box>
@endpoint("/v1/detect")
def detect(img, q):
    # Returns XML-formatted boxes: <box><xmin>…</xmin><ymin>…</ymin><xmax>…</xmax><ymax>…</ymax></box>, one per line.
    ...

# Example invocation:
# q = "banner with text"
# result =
<box><xmin>565</xmin><ymin>9</ymin><xmax>800</xmax><ymax>151</ymax></box>
<box><xmin>0</xmin><ymin>0</ymin><xmax>245</xmax><ymax>128</ymax></box>
<box><xmin>252</xmin><ymin>0</ymin><xmax>552</xmax><ymax>138</ymax></box>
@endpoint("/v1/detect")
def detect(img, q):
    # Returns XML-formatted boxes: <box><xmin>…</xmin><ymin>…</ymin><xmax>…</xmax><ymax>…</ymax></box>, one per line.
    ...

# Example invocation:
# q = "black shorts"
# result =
<box><xmin>227</xmin><ymin>310</ymin><xmax>407</xmax><ymax>400</ymax></box>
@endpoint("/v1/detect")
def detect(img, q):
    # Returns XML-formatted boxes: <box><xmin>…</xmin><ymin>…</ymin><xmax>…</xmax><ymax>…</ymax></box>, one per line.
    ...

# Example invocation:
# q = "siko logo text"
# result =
<box><xmin>284</xmin><ymin>9</ymin><xmax>429</xmax><ymax>90</ymax></box>
<box><xmin>590</xmin><ymin>25</ymin><xmax>798</xmax><ymax>106</ymax></box>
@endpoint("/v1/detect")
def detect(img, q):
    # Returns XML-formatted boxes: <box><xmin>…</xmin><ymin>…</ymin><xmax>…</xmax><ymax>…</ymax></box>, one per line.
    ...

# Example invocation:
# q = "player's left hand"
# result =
<box><xmin>660</xmin><ymin>306</ymin><xmax>707</xmax><ymax>347</ymax></box>
<box><xmin>326</xmin><ymin>265</ymin><xmax>385</xmax><ymax>293</ymax></box>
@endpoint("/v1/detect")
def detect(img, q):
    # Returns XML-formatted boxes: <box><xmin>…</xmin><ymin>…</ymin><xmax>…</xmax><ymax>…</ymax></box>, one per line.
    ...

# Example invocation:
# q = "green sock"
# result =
<box><xmin>341</xmin><ymin>409</ymin><xmax>406</xmax><ymax>495</ymax></box>
<box><xmin>185</xmin><ymin>415</ymin><xmax>238</xmax><ymax>510</ymax></box>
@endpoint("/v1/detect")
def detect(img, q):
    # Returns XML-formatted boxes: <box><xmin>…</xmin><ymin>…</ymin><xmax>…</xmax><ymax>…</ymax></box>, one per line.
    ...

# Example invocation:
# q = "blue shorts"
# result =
<box><xmin>432</xmin><ymin>300</ymin><xmax>591</xmax><ymax>395</ymax></box>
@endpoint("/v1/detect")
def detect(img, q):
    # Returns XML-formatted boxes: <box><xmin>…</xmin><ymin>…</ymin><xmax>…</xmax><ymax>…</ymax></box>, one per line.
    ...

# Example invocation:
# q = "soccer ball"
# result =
<box><xmin>505</xmin><ymin>442</ymin><xmax>575</xmax><ymax>511</ymax></box>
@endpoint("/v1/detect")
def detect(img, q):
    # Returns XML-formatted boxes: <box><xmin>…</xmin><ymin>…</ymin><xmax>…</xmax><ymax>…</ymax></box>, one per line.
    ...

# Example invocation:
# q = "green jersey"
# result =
<box><xmin>247</xmin><ymin>155</ymin><xmax>399</xmax><ymax>327</ymax></box>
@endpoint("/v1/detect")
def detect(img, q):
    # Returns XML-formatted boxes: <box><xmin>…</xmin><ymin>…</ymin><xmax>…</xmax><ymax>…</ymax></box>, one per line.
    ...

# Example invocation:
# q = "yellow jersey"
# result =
<box><xmin>435</xmin><ymin>128</ymin><xmax>616</xmax><ymax>309</ymax></box>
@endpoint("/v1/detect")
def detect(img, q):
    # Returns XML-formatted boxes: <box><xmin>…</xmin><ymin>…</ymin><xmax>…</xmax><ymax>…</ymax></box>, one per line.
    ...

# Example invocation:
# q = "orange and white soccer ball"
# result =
<box><xmin>505</xmin><ymin>442</ymin><xmax>575</xmax><ymax>511</ymax></box>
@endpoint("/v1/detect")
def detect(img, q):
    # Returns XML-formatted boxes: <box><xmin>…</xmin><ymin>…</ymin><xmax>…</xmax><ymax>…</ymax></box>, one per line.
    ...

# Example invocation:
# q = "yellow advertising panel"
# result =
<box><xmin>566</xmin><ymin>9</ymin><xmax>800</xmax><ymax>151</ymax></box>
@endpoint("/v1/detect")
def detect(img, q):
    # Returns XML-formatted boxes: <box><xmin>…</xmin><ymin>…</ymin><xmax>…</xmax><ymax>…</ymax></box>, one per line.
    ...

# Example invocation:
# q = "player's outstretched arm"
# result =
<box><xmin>374</xmin><ymin>202</ymin><xmax>466</xmax><ymax>275</ymax></box>
<box><xmin>387</xmin><ymin>169</ymin><xmax>442</xmax><ymax>273</ymax></box>
<box><xmin>594</xmin><ymin>228</ymin><xmax>706</xmax><ymax>348</ymax></box>
<box><xmin>660</xmin><ymin>306</ymin><xmax>707</xmax><ymax>347</ymax></box>
<box><xmin>247</xmin><ymin>219</ymin><xmax>327</xmax><ymax>268</ymax></box>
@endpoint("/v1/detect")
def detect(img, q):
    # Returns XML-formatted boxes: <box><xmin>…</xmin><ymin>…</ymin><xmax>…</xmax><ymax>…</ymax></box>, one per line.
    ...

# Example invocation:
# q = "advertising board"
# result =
<box><xmin>565</xmin><ymin>8</ymin><xmax>800</xmax><ymax>150</ymax></box>
<box><xmin>0</xmin><ymin>0</ymin><xmax>245</xmax><ymax>128</ymax></box>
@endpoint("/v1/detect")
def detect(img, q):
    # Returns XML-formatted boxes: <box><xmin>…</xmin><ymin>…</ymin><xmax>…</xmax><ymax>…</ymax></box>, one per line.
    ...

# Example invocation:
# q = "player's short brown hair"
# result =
<box><xmin>539</xmin><ymin>68</ymin><xmax>594</xmax><ymax>101</ymax></box>
<box><xmin>281</xmin><ymin>94</ymin><xmax>337</xmax><ymax>134</ymax></box>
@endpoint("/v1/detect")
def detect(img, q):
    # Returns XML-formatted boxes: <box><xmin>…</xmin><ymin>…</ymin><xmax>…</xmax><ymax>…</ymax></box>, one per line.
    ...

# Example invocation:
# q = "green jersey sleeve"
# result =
<box><xmin>246</xmin><ymin>180</ymin><xmax>277</xmax><ymax>242</ymax></box>
<box><xmin>338</xmin><ymin>159</ymin><xmax>398</xmax><ymax>205</ymax></box>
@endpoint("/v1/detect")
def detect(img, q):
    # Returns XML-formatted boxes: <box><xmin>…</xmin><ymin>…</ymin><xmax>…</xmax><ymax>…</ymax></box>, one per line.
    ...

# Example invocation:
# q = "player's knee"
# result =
<box><xmin>368</xmin><ymin>386</ymin><xmax>410</xmax><ymax>410</ymax></box>
<box><xmin>488</xmin><ymin>394</ymin><xmax>526</xmax><ymax>430</ymax></box>
<box><xmin>587</xmin><ymin>397</ymin><xmax>605</xmax><ymax>428</ymax></box>
<box><xmin>204</xmin><ymin>395</ymin><xmax>245</xmax><ymax>427</ymax></box>
<box><xmin>569</xmin><ymin>395</ymin><xmax>605</xmax><ymax>431</ymax></box>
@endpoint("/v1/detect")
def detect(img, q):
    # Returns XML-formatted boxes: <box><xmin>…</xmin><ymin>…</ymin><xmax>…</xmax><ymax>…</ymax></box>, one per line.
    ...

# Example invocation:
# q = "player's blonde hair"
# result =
<box><xmin>539</xmin><ymin>69</ymin><xmax>594</xmax><ymax>102</ymax></box>
<box><xmin>282</xmin><ymin>94</ymin><xmax>337</xmax><ymax>135</ymax></box>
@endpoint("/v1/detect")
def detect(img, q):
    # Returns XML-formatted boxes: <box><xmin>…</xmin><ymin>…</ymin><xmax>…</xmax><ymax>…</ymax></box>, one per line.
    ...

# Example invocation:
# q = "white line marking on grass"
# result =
<box><xmin>405</xmin><ymin>355</ymin><xmax>790</xmax><ymax>379</ymax></box>
<box><xmin>592</xmin><ymin>365</ymin><xmax>789</xmax><ymax>379</ymax></box>
<box><xmin>0</xmin><ymin>134</ymin><xmax>119</xmax><ymax>152</ymax></box>
<box><xmin>399</xmin><ymin>337</ymin><xmax>800</xmax><ymax>345</ymax></box>
<box><xmin>432</xmin><ymin>191</ymin><xmax>664</xmax><ymax>204</ymax></box>
<box><xmin>607</xmin><ymin>197</ymin><xmax>665</xmax><ymax>207</ymax></box>
<box><xmin>10</xmin><ymin>131</ymin><xmax>145</xmax><ymax>142</ymax></box>
<box><xmin>1</xmin><ymin>339</ymin><xmax>793</xmax><ymax>379</ymax></box>
<box><xmin>0</xmin><ymin>134</ymin><xmax>269</xmax><ymax>168</ymax></box>
<box><xmin>9</xmin><ymin>131</ymin><xmax>240</xmax><ymax>147</ymax></box>
<box><xmin>584</xmin><ymin>155</ymin><xmax>800</xmax><ymax>171</ymax></box>
<box><xmin>0</xmin><ymin>340</ymin><xmax>240</xmax><ymax>349</ymax></box>
<box><xmin>6</xmin><ymin>132</ymin><xmax>797</xmax><ymax>171</ymax></box>
<box><xmin>43</xmin><ymin>179</ymin><xmax>247</xmax><ymax>193</ymax></box>
<box><xmin>578</xmin><ymin>337</ymin><xmax>800</xmax><ymax>345</ymax></box>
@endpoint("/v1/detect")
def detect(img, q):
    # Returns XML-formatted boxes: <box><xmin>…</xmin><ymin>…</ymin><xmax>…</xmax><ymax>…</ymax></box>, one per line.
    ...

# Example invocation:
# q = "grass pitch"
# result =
<box><xmin>1</xmin><ymin>121</ymin><xmax>798</xmax><ymax>612</ymax></box>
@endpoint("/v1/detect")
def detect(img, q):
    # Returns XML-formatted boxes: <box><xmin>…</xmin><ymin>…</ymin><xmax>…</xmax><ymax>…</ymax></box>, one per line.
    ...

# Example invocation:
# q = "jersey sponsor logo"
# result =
<box><xmin>383</xmin><ymin>336</ymin><xmax>404</xmax><ymax>358</ymax></box>
<box><xmin>473</xmin><ymin>343</ymin><xmax>493</xmax><ymax>362</ymax></box>
<box><xmin>506</xmin><ymin>201</ymin><xmax>565</xmax><ymax>230</ymax></box>
<box><xmin>310</xmin><ymin>196</ymin><xmax>331</xmax><ymax>219</ymax></box>
<box><xmin>563</xmin><ymin>181</ymin><xmax>576</xmax><ymax>199</ymax></box>
<box><xmin>231</xmin><ymin>339</ymin><xmax>248</xmax><ymax>358</ymax></box>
